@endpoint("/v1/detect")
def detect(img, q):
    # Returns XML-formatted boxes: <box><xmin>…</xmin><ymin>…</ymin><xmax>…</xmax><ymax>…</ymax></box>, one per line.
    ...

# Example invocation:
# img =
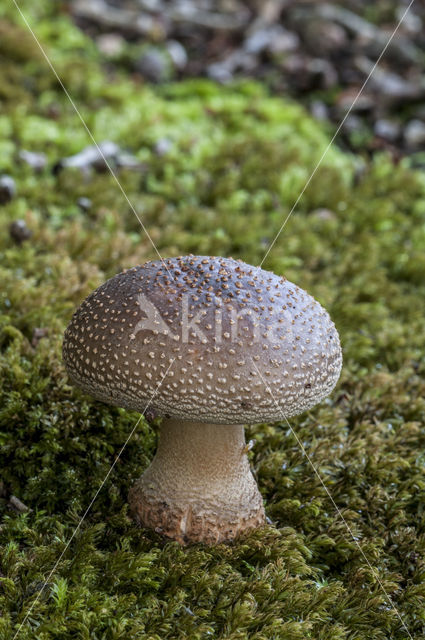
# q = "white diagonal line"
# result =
<box><xmin>251</xmin><ymin>359</ymin><xmax>413</xmax><ymax>639</ymax></box>
<box><xmin>11</xmin><ymin>0</ymin><xmax>172</xmax><ymax>278</ymax></box>
<box><xmin>12</xmin><ymin>358</ymin><xmax>175</xmax><ymax>640</ymax></box>
<box><xmin>259</xmin><ymin>0</ymin><xmax>416</xmax><ymax>269</ymax></box>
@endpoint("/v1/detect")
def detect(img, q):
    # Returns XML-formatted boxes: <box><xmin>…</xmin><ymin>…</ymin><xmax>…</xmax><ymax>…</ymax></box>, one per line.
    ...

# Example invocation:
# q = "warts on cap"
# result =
<box><xmin>63</xmin><ymin>255</ymin><xmax>342</xmax><ymax>544</ymax></box>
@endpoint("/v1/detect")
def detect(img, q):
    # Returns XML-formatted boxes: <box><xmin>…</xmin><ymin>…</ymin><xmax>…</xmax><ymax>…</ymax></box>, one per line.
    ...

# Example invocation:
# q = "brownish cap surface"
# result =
<box><xmin>63</xmin><ymin>256</ymin><xmax>342</xmax><ymax>423</ymax></box>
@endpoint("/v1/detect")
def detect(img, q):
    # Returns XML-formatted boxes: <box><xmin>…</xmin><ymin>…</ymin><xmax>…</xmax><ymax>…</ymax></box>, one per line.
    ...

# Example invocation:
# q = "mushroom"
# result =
<box><xmin>63</xmin><ymin>256</ymin><xmax>342</xmax><ymax>544</ymax></box>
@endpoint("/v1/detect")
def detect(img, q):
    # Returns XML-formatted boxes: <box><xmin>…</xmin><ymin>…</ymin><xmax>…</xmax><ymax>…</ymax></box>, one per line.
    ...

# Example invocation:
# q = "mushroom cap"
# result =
<box><xmin>63</xmin><ymin>256</ymin><xmax>342</xmax><ymax>424</ymax></box>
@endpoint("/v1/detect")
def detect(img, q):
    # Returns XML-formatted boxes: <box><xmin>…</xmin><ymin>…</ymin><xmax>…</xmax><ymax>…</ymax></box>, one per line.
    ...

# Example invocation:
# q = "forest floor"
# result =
<box><xmin>0</xmin><ymin>1</ymin><xmax>425</xmax><ymax>639</ymax></box>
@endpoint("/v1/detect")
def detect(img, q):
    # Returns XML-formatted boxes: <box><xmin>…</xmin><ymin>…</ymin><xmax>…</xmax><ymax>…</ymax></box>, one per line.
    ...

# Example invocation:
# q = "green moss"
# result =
<box><xmin>1</xmin><ymin>3</ymin><xmax>425</xmax><ymax>639</ymax></box>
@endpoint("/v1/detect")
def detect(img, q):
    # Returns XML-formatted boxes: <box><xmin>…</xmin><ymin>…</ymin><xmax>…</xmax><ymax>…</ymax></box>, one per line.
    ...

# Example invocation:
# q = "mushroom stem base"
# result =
<box><xmin>128</xmin><ymin>419</ymin><xmax>265</xmax><ymax>545</ymax></box>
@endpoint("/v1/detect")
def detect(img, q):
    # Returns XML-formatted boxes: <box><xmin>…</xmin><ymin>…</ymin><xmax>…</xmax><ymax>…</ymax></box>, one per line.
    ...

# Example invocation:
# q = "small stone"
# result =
<box><xmin>245</xmin><ymin>25</ymin><xmax>299</xmax><ymax>56</ymax></box>
<box><xmin>355</xmin><ymin>57</ymin><xmax>421</xmax><ymax>102</ymax></box>
<box><xmin>373</xmin><ymin>71</ymin><xmax>418</xmax><ymax>100</ymax></box>
<box><xmin>77</xmin><ymin>197</ymin><xmax>92</xmax><ymax>212</ymax></box>
<box><xmin>165</xmin><ymin>40</ymin><xmax>188</xmax><ymax>71</ymax></box>
<box><xmin>19</xmin><ymin>150</ymin><xmax>47</xmax><ymax>171</ymax></box>
<box><xmin>244</xmin><ymin>27</ymin><xmax>274</xmax><ymax>55</ymax></box>
<box><xmin>310</xmin><ymin>100</ymin><xmax>328</xmax><ymax>121</ymax></box>
<box><xmin>268</xmin><ymin>28</ymin><xmax>299</xmax><ymax>55</ymax></box>
<box><xmin>154</xmin><ymin>138</ymin><xmax>172</xmax><ymax>156</ymax></box>
<box><xmin>135</xmin><ymin>48</ymin><xmax>170</xmax><ymax>83</ymax></box>
<box><xmin>404</xmin><ymin>119</ymin><xmax>425</xmax><ymax>149</ymax></box>
<box><xmin>374</xmin><ymin>119</ymin><xmax>401</xmax><ymax>143</ymax></box>
<box><xmin>91</xmin><ymin>141</ymin><xmax>121</xmax><ymax>171</ymax></box>
<box><xmin>341</xmin><ymin>114</ymin><xmax>364</xmax><ymax>135</ymax></box>
<box><xmin>9</xmin><ymin>219</ymin><xmax>32</xmax><ymax>244</ymax></box>
<box><xmin>96</xmin><ymin>33</ymin><xmax>125</xmax><ymax>57</ymax></box>
<box><xmin>396</xmin><ymin>6</ymin><xmax>422</xmax><ymax>35</ymax></box>
<box><xmin>115</xmin><ymin>152</ymin><xmax>145</xmax><ymax>170</ymax></box>
<box><xmin>0</xmin><ymin>175</ymin><xmax>16</xmax><ymax>204</ymax></box>
<box><xmin>54</xmin><ymin>141</ymin><xmax>120</xmax><ymax>174</ymax></box>
<box><xmin>207</xmin><ymin>63</ymin><xmax>233</xmax><ymax>84</ymax></box>
<box><xmin>138</xmin><ymin>0</ymin><xmax>162</xmax><ymax>9</ymax></box>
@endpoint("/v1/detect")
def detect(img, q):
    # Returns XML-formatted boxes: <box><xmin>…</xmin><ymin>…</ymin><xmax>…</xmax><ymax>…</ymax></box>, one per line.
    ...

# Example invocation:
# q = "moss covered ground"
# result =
<box><xmin>1</xmin><ymin>2</ymin><xmax>425</xmax><ymax>638</ymax></box>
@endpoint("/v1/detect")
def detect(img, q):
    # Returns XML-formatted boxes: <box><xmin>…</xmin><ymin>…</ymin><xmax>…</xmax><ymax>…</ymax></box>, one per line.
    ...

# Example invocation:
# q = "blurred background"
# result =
<box><xmin>64</xmin><ymin>0</ymin><xmax>425</xmax><ymax>159</ymax></box>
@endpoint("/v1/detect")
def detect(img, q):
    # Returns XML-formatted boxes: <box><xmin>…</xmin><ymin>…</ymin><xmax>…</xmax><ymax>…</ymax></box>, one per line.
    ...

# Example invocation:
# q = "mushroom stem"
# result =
<box><xmin>128</xmin><ymin>418</ymin><xmax>265</xmax><ymax>544</ymax></box>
